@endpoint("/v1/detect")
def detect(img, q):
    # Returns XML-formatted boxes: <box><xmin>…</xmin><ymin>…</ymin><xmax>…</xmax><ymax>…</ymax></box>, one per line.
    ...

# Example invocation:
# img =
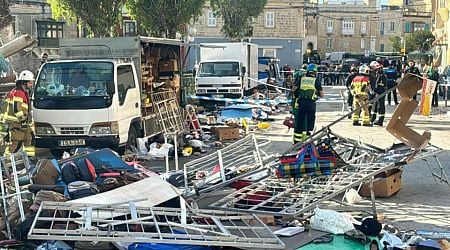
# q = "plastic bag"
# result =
<box><xmin>310</xmin><ymin>208</ymin><xmax>355</xmax><ymax>234</ymax></box>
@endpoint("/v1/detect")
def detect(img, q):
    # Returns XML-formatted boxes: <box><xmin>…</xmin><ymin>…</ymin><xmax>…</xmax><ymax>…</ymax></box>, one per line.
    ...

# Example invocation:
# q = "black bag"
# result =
<box><xmin>68</xmin><ymin>181</ymin><xmax>99</xmax><ymax>200</ymax></box>
<box><xmin>61</xmin><ymin>161</ymin><xmax>79</xmax><ymax>184</ymax></box>
<box><xmin>76</xmin><ymin>158</ymin><xmax>97</xmax><ymax>182</ymax></box>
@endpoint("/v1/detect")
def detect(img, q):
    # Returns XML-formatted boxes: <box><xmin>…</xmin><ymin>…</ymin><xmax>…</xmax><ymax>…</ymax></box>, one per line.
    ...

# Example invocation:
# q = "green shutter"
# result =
<box><xmin>424</xmin><ymin>23</ymin><xmax>430</xmax><ymax>31</ymax></box>
<box><xmin>405</xmin><ymin>22</ymin><xmax>411</xmax><ymax>33</ymax></box>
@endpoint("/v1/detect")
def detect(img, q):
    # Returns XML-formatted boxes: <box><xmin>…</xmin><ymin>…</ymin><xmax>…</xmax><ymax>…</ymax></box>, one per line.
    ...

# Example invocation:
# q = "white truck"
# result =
<box><xmin>33</xmin><ymin>36</ymin><xmax>185</xmax><ymax>156</ymax></box>
<box><xmin>195</xmin><ymin>42</ymin><xmax>258</xmax><ymax>99</ymax></box>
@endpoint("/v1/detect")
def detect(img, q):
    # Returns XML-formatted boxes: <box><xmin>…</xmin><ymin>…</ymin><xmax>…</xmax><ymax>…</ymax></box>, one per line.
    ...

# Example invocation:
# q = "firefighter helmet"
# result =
<box><xmin>18</xmin><ymin>70</ymin><xmax>35</xmax><ymax>81</ymax></box>
<box><xmin>359</xmin><ymin>64</ymin><xmax>370</xmax><ymax>75</ymax></box>
<box><xmin>369</xmin><ymin>61</ymin><xmax>382</xmax><ymax>70</ymax></box>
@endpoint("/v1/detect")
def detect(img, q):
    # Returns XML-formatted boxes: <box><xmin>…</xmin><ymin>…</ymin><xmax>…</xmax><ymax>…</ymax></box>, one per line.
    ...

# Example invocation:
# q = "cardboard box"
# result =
<box><xmin>214</xmin><ymin>126</ymin><xmax>240</xmax><ymax>141</ymax></box>
<box><xmin>359</xmin><ymin>168</ymin><xmax>402</xmax><ymax>198</ymax></box>
<box><xmin>159</xmin><ymin>59</ymin><xmax>178</xmax><ymax>72</ymax></box>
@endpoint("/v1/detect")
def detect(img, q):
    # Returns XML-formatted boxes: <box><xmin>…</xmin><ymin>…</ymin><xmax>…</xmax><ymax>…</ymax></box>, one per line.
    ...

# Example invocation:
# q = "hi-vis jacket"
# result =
<box><xmin>296</xmin><ymin>76</ymin><xmax>318</xmax><ymax>101</ymax></box>
<box><xmin>350</xmin><ymin>75</ymin><xmax>371</xmax><ymax>97</ymax></box>
<box><xmin>3</xmin><ymin>88</ymin><xmax>30</xmax><ymax>124</ymax></box>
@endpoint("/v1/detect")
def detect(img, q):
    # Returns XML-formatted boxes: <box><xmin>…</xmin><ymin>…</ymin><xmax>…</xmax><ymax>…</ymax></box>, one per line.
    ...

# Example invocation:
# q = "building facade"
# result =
<box><xmin>190</xmin><ymin>0</ymin><xmax>306</xmax><ymax>68</ymax></box>
<box><xmin>432</xmin><ymin>0</ymin><xmax>450</xmax><ymax>68</ymax></box>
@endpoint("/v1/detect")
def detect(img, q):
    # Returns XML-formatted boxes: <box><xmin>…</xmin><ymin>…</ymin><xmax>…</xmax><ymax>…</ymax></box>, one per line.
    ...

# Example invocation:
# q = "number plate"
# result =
<box><xmin>58</xmin><ymin>139</ymin><xmax>86</xmax><ymax>147</ymax></box>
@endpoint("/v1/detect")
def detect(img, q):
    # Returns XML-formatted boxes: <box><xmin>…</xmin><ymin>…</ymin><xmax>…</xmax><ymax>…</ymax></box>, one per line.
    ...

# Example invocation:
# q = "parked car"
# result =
<box><xmin>438</xmin><ymin>65</ymin><xmax>450</xmax><ymax>97</ymax></box>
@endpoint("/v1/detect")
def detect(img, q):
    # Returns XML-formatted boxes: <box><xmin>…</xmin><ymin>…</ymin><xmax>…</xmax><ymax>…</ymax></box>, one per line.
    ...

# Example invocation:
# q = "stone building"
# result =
<box><xmin>432</xmin><ymin>0</ymin><xmax>450</xmax><ymax>68</ymax></box>
<box><xmin>189</xmin><ymin>0</ymin><xmax>306</xmax><ymax>68</ymax></box>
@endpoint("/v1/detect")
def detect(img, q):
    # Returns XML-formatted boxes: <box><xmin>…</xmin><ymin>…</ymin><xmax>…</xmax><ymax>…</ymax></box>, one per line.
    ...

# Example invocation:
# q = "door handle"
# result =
<box><xmin>135</xmin><ymin>102</ymin><xmax>139</xmax><ymax>108</ymax></box>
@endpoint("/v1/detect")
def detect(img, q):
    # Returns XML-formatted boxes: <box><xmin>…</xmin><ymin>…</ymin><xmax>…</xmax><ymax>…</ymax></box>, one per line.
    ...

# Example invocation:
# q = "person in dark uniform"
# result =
<box><xmin>385</xmin><ymin>63</ymin><xmax>399</xmax><ymax>105</ymax></box>
<box><xmin>345</xmin><ymin>66</ymin><xmax>358</xmax><ymax>117</ymax></box>
<box><xmin>405</xmin><ymin>61</ymin><xmax>421</xmax><ymax>100</ymax></box>
<box><xmin>293</xmin><ymin>64</ymin><xmax>324</xmax><ymax>143</ymax></box>
<box><xmin>370</xmin><ymin>61</ymin><xmax>388</xmax><ymax>126</ymax></box>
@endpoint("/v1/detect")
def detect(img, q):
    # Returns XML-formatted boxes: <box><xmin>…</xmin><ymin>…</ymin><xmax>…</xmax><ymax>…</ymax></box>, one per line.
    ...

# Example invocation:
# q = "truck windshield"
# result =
<box><xmin>198</xmin><ymin>62</ymin><xmax>239</xmax><ymax>77</ymax></box>
<box><xmin>34</xmin><ymin>62</ymin><xmax>114</xmax><ymax>109</ymax></box>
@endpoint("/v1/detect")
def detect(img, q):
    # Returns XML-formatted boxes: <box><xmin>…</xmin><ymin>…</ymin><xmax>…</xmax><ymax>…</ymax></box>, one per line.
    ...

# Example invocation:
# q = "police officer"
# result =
<box><xmin>293</xmin><ymin>64</ymin><xmax>324</xmax><ymax>143</ymax></box>
<box><xmin>2</xmin><ymin>70</ymin><xmax>35</xmax><ymax>157</ymax></box>
<box><xmin>370</xmin><ymin>61</ymin><xmax>388</xmax><ymax>126</ymax></box>
<box><xmin>385</xmin><ymin>62</ymin><xmax>399</xmax><ymax>105</ymax></box>
<box><xmin>351</xmin><ymin>64</ymin><xmax>372</xmax><ymax>126</ymax></box>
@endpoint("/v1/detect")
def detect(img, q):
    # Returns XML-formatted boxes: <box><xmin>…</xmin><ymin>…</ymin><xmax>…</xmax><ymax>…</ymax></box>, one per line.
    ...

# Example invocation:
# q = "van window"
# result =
<box><xmin>117</xmin><ymin>65</ymin><xmax>136</xmax><ymax>105</ymax></box>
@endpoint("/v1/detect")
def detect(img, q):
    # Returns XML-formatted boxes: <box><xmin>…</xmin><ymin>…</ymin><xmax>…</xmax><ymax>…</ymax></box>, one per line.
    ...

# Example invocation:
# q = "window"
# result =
<box><xmin>123</xmin><ymin>20</ymin><xmax>136</xmax><ymax>36</ymax></box>
<box><xmin>413</xmin><ymin>22</ymin><xmax>425</xmax><ymax>31</ymax></box>
<box><xmin>326</xmin><ymin>38</ymin><xmax>332</xmax><ymax>49</ymax></box>
<box><xmin>380</xmin><ymin>44</ymin><xmax>385</xmax><ymax>52</ymax></box>
<box><xmin>390</xmin><ymin>22</ymin><xmax>395</xmax><ymax>31</ymax></box>
<box><xmin>380</xmin><ymin>22</ymin><xmax>385</xmax><ymax>31</ymax></box>
<box><xmin>361</xmin><ymin>38</ymin><xmax>365</xmax><ymax>49</ymax></box>
<box><xmin>36</xmin><ymin>21</ymin><xmax>64</xmax><ymax>39</ymax></box>
<box><xmin>361</xmin><ymin>22</ymin><xmax>367</xmax><ymax>34</ymax></box>
<box><xmin>207</xmin><ymin>11</ymin><xmax>217</xmax><ymax>27</ymax></box>
<box><xmin>11</xmin><ymin>15</ymin><xmax>16</xmax><ymax>34</ymax></box>
<box><xmin>117</xmin><ymin>65</ymin><xmax>136</xmax><ymax>105</ymax></box>
<box><xmin>263</xmin><ymin>48</ymin><xmax>276</xmax><ymax>57</ymax></box>
<box><xmin>265</xmin><ymin>12</ymin><xmax>275</xmax><ymax>28</ymax></box>
<box><xmin>342</xmin><ymin>19</ymin><xmax>354</xmax><ymax>35</ymax></box>
<box><xmin>327</xmin><ymin>20</ymin><xmax>333</xmax><ymax>33</ymax></box>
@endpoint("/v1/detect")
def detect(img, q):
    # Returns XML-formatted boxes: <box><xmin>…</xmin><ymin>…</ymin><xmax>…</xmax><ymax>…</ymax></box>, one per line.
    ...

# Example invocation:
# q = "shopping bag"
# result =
<box><xmin>276</xmin><ymin>143</ymin><xmax>337</xmax><ymax>178</ymax></box>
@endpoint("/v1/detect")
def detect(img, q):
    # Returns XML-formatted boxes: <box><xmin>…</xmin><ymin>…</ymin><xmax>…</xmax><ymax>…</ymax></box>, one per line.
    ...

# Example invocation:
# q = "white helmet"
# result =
<box><xmin>18</xmin><ymin>70</ymin><xmax>35</xmax><ymax>81</ymax></box>
<box><xmin>359</xmin><ymin>64</ymin><xmax>370</xmax><ymax>75</ymax></box>
<box><xmin>369</xmin><ymin>61</ymin><xmax>382</xmax><ymax>70</ymax></box>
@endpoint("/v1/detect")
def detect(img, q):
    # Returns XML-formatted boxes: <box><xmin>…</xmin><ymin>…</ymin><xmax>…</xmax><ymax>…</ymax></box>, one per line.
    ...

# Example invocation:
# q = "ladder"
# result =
<box><xmin>0</xmin><ymin>151</ymin><xmax>32</xmax><ymax>239</ymax></box>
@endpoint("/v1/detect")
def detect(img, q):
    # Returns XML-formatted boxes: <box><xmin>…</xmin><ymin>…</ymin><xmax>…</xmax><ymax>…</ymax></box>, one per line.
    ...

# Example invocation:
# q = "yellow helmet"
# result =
<box><xmin>182</xmin><ymin>146</ymin><xmax>193</xmax><ymax>156</ymax></box>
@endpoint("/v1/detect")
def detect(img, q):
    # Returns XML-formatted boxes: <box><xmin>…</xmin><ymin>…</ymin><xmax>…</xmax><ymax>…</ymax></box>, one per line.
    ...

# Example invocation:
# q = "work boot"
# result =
<box><xmin>347</xmin><ymin>107</ymin><xmax>353</xmax><ymax>119</ymax></box>
<box><xmin>374</xmin><ymin>117</ymin><xmax>384</xmax><ymax>126</ymax></box>
<box><xmin>353</xmin><ymin>121</ymin><xmax>361</xmax><ymax>126</ymax></box>
<box><xmin>362</xmin><ymin>123</ymin><xmax>373</xmax><ymax>127</ymax></box>
<box><xmin>370</xmin><ymin>114</ymin><xmax>377</xmax><ymax>123</ymax></box>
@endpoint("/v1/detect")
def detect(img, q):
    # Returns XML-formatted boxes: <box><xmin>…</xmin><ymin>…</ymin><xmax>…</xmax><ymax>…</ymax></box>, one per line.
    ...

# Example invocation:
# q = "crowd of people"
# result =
<box><xmin>288</xmin><ymin>58</ymin><xmax>441</xmax><ymax>144</ymax></box>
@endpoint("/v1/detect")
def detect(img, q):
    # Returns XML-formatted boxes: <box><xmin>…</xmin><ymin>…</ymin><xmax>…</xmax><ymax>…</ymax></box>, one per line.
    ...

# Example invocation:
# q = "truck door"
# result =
<box><xmin>116</xmin><ymin>64</ymin><xmax>141</xmax><ymax>144</ymax></box>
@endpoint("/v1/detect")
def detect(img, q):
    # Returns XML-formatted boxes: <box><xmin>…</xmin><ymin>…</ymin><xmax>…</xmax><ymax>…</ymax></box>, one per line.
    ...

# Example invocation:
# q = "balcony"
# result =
<box><xmin>361</xmin><ymin>29</ymin><xmax>367</xmax><ymax>35</ymax></box>
<box><xmin>341</xmin><ymin>29</ymin><xmax>355</xmax><ymax>35</ymax></box>
<box><xmin>326</xmin><ymin>27</ymin><xmax>333</xmax><ymax>34</ymax></box>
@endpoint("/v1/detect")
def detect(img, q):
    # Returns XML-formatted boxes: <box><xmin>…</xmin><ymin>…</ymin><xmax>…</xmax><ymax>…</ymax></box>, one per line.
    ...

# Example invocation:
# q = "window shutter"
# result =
<box><xmin>405</xmin><ymin>22</ymin><xmax>411</xmax><ymax>32</ymax></box>
<box><xmin>424</xmin><ymin>23</ymin><xmax>430</xmax><ymax>31</ymax></box>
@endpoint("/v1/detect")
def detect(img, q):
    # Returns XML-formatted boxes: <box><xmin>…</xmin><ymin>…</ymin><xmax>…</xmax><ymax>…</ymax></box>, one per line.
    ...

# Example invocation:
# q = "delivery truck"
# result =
<box><xmin>32</xmin><ymin>36</ymin><xmax>185</xmax><ymax>156</ymax></box>
<box><xmin>195</xmin><ymin>42</ymin><xmax>258</xmax><ymax>99</ymax></box>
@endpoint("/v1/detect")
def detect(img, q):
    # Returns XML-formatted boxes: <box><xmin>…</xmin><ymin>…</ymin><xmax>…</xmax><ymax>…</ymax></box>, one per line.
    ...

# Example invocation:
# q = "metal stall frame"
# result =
<box><xmin>28</xmin><ymin>201</ymin><xmax>285</xmax><ymax>249</ymax></box>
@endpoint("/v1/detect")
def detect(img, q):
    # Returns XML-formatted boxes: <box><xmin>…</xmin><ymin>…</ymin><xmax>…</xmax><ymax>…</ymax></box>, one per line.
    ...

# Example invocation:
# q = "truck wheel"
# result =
<box><xmin>116</xmin><ymin>125</ymin><xmax>141</xmax><ymax>155</ymax></box>
<box><xmin>50</xmin><ymin>149</ymin><xmax>65</xmax><ymax>158</ymax></box>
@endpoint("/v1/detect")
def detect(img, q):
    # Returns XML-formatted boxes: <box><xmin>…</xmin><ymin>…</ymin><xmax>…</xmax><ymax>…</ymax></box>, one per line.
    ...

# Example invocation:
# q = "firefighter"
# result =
<box><xmin>351</xmin><ymin>64</ymin><xmax>372</xmax><ymax>126</ymax></box>
<box><xmin>370</xmin><ymin>61</ymin><xmax>388</xmax><ymax>126</ymax></box>
<box><xmin>2</xmin><ymin>70</ymin><xmax>35</xmax><ymax>157</ymax></box>
<box><xmin>293</xmin><ymin>64</ymin><xmax>324</xmax><ymax>143</ymax></box>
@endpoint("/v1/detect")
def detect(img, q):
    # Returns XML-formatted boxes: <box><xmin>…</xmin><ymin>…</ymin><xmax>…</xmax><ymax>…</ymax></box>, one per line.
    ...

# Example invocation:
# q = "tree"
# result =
<box><xmin>0</xmin><ymin>0</ymin><xmax>12</xmax><ymax>30</ymax></box>
<box><xmin>388</xmin><ymin>30</ymin><xmax>435</xmax><ymax>54</ymax></box>
<box><xmin>47</xmin><ymin>0</ymin><xmax>125</xmax><ymax>37</ymax></box>
<box><xmin>211</xmin><ymin>0</ymin><xmax>267</xmax><ymax>41</ymax></box>
<box><xmin>410</xmin><ymin>30</ymin><xmax>435</xmax><ymax>52</ymax></box>
<box><xmin>126</xmin><ymin>0</ymin><xmax>205</xmax><ymax>38</ymax></box>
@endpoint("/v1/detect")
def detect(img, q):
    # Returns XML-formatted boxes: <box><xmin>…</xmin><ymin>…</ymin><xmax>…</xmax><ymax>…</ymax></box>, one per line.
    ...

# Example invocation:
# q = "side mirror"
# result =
<box><xmin>241</xmin><ymin>66</ymin><xmax>246</xmax><ymax>75</ymax></box>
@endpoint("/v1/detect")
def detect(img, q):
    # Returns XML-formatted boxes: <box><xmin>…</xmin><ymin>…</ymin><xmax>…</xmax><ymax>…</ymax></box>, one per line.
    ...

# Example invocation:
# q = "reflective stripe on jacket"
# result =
<box><xmin>298</xmin><ymin>76</ymin><xmax>317</xmax><ymax>100</ymax></box>
<box><xmin>351</xmin><ymin>75</ymin><xmax>370</xmax><ymax>96</ymax></box>
<box><xmin>3</xmin><ymin>88</ymin><xmax>30</xmax><ymax>123</ymax></box>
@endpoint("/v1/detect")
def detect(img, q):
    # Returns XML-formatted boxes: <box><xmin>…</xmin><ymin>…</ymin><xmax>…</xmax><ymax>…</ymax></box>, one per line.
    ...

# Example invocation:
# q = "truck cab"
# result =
<box><xmin>195</xmin><ymin>59</ymin><xmax>244</xmax><ymax>98</ymax></box>
<box><xmin>32</xmin><ymin>36</ymin><xmax>185</xmax><ymax>156</ymax></box>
